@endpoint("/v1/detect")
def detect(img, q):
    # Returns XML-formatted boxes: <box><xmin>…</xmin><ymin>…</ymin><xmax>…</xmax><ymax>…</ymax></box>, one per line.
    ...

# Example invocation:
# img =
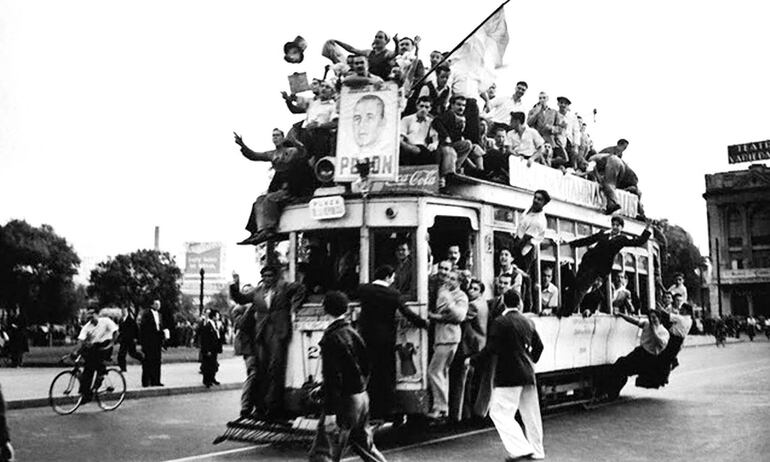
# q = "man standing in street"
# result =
<box><xmin>393</xmin><ymin>241</ymin><xmax>415</xmax><ymax>297</ymax></box>
<box><xmin>357</xmin><ymin>265</ymin><xmax>428</xmax><ymax>421</ymax></box>
<box><xmin>117</xmin><ymin>307</ymin><xmax>144</xmax><ymax>372</ymax></box>
<box><xmin>230</xmin><ymin>267</ymin><xmax>306</xmax><ymax>419</ymax></box>
<box><xmin>139</xmin><ymin>300</ymin><xmax>166</xmax><ymax>387</ymax></box>
<box><xmin>478</xmin><ymin>290</ymin><xmax>544</xmax><ymax>461</ymax></box>
<box><xmin>309</xmin><ymin>291</ymin><xmax>387</xmax><ymax>462</ymax></box>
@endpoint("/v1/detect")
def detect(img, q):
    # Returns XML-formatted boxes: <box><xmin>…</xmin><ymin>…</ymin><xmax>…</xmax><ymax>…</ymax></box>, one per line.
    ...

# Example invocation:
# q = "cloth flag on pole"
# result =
<box><xmin>450</xmin><ymin>6</ymin><xmax>509</xmax><ymax>91</ymax></box>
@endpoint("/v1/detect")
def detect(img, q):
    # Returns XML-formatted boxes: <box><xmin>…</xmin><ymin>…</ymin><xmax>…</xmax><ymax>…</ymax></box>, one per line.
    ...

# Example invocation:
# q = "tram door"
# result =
<box><xmin>428</xmin><ymin>216</ymin><xmax>478</xmax><ymax>282</ymax></box>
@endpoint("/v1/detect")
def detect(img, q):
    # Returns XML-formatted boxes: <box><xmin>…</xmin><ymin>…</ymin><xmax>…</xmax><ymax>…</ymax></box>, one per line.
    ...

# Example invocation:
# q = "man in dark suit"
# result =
<box><xmin>199</xmin><ymin>310</ymin><xmax>223</xmax><ymax>387</ymax></box>
<box><xmin>139</xmin><ymin>299</ymin><xmax>166</xmax><ymax>387</ymax></box>
<box><xmin>357</xmin><ymin>265</ymin><xmax>428</xmax><ymax>421</ymax></box>
<box><xmin>231</xmin><ymin>299</ymin><xmax>259</xmax><ymax>418</ymax></box>
<box><xmin>309</xmin><ymin>291</ymin><xmax>386</xmax><ymax>462</ymax></box>
<box><xmin>230</xmin><ymin>266</ymin><xmax>306</xmax><ymax>419</ymax></box>
<box><xmin>117</xmin><ymin>307</ymin><xmax>144</xmax><ymax>372</ymax></box>
<box><xmin>476</xmin><ymin>290</ymin><xmax>544</xmax><ymax>461</ymax></box>
<box><xmin>559</xmin><ymin>216</ymin><xmax>651</xmax><ymax>316</ymax></box>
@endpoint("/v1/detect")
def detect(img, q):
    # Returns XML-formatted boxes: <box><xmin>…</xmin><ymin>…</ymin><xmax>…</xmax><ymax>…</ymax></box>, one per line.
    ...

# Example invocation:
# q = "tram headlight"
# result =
<box><xmin>386</xmin><ymin>207</ymin><xmax>397</xmax><ymax>219</ymax></box>
<box><xmin>314</xmin><ymin>156</ymin><xmax>336</xmax><ymax>184</ymax></box>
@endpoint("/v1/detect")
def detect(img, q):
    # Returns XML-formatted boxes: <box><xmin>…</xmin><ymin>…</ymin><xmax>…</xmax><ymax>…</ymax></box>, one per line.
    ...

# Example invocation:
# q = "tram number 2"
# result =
<box><xmin>307</xmin><ymin>346</ymin><xmax>320</xmax><ymax>360</ymax></box>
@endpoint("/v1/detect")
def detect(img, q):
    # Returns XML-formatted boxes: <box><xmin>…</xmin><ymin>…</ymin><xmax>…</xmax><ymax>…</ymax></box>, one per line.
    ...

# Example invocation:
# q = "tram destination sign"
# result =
<box><xmin>728</xmin><ymin>139</ymin><xmax>770</xmax><ymax>164</ymax></box>
<box><xmin>309</xmin><ymin>195</ymin><xmax>346</xmax><ymax>220</ymax></box>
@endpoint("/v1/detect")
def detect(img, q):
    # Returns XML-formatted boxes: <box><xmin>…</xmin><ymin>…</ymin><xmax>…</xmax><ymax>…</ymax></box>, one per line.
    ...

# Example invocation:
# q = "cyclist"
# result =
<box><xmin>76</xmin><ymin>308</ymin><xmax>119</xmax><ymax>402</ymax></box>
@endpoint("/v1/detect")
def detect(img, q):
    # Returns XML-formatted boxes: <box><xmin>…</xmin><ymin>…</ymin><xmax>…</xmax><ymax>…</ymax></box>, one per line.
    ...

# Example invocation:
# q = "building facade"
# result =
<box><xmin>704</xmin><ymin>164</ymin><xmax>770</xmax><ymax>317</ymax></box>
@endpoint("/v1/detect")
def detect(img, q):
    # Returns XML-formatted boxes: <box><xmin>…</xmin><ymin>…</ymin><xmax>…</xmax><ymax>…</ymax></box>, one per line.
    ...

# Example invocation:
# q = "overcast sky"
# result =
<box><xmin>2</xmin><ymin>0</ymin><xmax>769</xmax><ymax>283</ymax></box>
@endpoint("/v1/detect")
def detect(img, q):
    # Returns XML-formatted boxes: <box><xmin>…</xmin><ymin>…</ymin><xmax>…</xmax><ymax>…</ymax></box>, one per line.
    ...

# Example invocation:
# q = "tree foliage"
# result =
<box><xmin>205</xmin><ymin>288</ymin><xmax>233</xmax><ymax>318</ymax></box>
<box><xmin>654</xmin><ymin>219</ymin><xmax>707</xmax><ymax>303</ymax></box>
<box><xmin>0</xmin><ymin>219</ymin><xmax>82</xmax><ymax>323</ymax></box>
<box><xmin>88</xmin><ymin>249</ymin><xmax>182</xmax><ymax>322</ymax></box>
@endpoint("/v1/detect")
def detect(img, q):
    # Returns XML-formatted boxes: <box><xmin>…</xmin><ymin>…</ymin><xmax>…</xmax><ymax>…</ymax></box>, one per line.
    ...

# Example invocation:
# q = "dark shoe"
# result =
<box><xmin>203</xmin><ymin>382</ymin><xmax>211</xmax><ymax>388</ymax></box>
<box><xmin>238</xmin><ymin>229</ymin><xmax>276</xmax><ymax>246</ymax></box>
<box><xmin>154</xmin><ymin>383</ymin><xmax>165</xmax><ymax>387</ymax></box>
<box><xmin>505</xmin><ymin>454</ymin><xmax>534</xmax><ymax>462</ymax></box>
<box><xmin>604</xmin><ymin>203</ymin><xmax>621</xmax><ymax>215</ymax></box>
<box><xmin>212</xmin><ymin>380</ymin><xmax>221</xmax><ymax>385</ymax></box>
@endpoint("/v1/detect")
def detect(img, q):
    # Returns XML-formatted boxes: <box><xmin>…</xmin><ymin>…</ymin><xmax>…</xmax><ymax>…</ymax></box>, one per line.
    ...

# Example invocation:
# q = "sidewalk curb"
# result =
<box><xmin>682</xmin><ymin>337</ymin><xmax>746</xmax><ymax>349</ymax></box>
<box><xmin>7</xmin><ymin>382</ymin><xmax>242</xmax><ymax>411</ymax></box>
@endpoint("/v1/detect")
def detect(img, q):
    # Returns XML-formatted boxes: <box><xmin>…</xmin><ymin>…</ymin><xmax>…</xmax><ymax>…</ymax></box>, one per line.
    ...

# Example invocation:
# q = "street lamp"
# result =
<box><xmin>199</xmin><ymin>268</ymin><xmax>205</xmax><ymax>316</ymax></box>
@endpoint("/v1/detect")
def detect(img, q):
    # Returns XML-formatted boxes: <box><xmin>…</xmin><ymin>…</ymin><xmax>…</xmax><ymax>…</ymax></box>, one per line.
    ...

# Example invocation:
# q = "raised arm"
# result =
<box><xmin>569</xmin><ymin>231</ymin><xmax>603</xmax><ymax>249</ymax></box>
<box><xmin>624</xmin><ymin>227</ymin><xmax>652</xmax><ymax>248</ymax></box>
<box><xmin>233</xmin><ymin>132</ymin><xmax>275</xmax><ymax>162</ymax></box>
<box><xmin>229</xmin><ymin>274</ymin><xmax>255</xmax><ymax>306</ymax></box>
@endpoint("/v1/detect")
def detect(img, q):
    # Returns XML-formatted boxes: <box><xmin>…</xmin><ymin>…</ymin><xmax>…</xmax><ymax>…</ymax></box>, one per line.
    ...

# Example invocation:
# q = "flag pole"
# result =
<box><xmin>408</xmin><ymin>0</ymin><xmax>510</xmax><ymax>97</ymax></box>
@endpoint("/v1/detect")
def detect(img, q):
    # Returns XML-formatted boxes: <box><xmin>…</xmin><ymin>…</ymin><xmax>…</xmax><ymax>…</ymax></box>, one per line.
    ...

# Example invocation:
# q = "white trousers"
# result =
<box><xmin>489</xmin><ymin>385</ymin><xmax>544</xmax><ymax>459</ymax></box>
<box><xmin>427</xmin><ymin>343</ymin><xmax>457</xmax><ymax>414</ymax></box>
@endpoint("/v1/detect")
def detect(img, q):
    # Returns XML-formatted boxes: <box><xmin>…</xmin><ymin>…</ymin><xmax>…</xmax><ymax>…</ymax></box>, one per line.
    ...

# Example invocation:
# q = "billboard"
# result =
<box><xmin>728</xmin><ymin>139</ymin><xmax>770</xmax><ymax>164</ymax></box>
<box><xmin>184</xmin><ymin>242</ymin><xmax>223</xmax><ymax>275</ymax></box>
<box><xmin>335</xmin><ymin>82</ymin><xmax>400</xmax><ymax>182</ymax></box>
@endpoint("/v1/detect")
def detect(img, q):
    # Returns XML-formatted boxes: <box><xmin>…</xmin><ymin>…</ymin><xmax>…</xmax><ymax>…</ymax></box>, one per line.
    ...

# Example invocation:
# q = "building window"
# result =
<box><xmin>727</xmin><ymin>209</ymin><xmax>743</xmax><ymax>248</ymax></box>
<box><xmin>750</xmin><ymin>207</ymin><xmax>770</xmax><ymax>247</ymax></box>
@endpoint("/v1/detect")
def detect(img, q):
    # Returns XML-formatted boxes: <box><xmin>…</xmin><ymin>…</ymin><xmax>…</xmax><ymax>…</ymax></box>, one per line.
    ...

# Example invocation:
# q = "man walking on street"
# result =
<box><xmin>308</xmin><ymin>291</ymin><xmax>387</xmax><ymax>462</ymax></box>
<box><xmin>139</xmin><ymin>300</ymin><xmax>166</xmax><ymax>387</ymax></box>
<box><xmin>477</xmin><ymin>290</ymin><xmax>544</xmax><ymax>460</ymax></box>
<box><xmin>117</xmin><ymin>307</ymin><xmax>144</xmax><ymax>372</ymax></box>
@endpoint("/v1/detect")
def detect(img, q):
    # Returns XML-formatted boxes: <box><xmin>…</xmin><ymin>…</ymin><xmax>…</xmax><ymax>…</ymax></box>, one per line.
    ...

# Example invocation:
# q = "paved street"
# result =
<box><xmin>6</xmin><ymin>338</ymin><xmax>769</xmax><ymax>461</ymax></box>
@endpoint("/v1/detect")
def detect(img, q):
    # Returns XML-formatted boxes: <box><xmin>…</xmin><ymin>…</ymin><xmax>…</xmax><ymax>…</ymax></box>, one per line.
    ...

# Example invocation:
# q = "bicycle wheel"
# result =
<box><xmin>96</xmin><ymin>368</ymin><xmax>126</xmax><ymax>411</ymax></box>
<box><xmin>49</xmin><ymin>370</ymin><xmax>82</xmax><ymax>415</ymax></box>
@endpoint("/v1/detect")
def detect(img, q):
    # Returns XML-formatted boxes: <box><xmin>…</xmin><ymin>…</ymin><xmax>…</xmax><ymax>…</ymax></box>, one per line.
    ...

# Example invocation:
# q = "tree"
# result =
<box><xmin>0</xmin><ymin>219</ymin><xmax>82</xmax><ymax>324</ymax></box>
<box><xmin>205</xmin><ymin>288</ymin><xmax>233</xmax><ymax>318</ymax></box>
<box><xmin>654</xmin><ymin>219</ymin><xmax>707</xmax><ymax>304</ymax></box>
<box><xmin>88</xmin><ymin>249</ymin><xmax>182</xmax><ymax>323</ymax></box>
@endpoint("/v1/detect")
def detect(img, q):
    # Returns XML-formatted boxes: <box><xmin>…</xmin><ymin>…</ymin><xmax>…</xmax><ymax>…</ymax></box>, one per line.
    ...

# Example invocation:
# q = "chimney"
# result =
<box><xmin>154</xmin><ymin>226</ymin><xmax>160</xmax><ymax>251</ymax></box>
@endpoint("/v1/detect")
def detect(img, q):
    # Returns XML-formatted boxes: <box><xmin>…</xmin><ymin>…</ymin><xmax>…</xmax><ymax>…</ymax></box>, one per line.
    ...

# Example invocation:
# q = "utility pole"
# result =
<box><xmin>715</xmin><ymin>238</ymin><xmax>723</xmax><ymax>317</ymax></box>
<box><xmin>199</xmin><ymin>268</ymin><xmax>205</xmax><ymax>316</ymax></box>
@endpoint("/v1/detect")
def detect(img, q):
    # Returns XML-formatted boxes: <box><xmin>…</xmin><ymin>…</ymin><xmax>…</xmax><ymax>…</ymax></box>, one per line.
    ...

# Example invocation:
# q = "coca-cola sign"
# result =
<box><xmin>368</xmin><ymin>165</ymin><xmax>439</xmax><ymax>194</ymax></box>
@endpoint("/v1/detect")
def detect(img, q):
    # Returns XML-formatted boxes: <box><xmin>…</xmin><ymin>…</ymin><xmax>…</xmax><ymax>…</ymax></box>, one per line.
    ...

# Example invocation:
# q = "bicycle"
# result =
<box><xmin>48</xmin><ymin>351</ymin><xmax>127</xmax><ymax>415</ymax></box>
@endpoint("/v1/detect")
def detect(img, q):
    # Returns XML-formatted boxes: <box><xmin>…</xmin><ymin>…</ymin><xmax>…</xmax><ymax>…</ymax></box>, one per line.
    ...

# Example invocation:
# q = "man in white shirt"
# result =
<box><xmin>513</xmin><ymin>190</ymin><xmax>550</xmax><ymax>274</ymax></box>
<box><xmin>483</xmin><ymin>81</ymin><xmax>529</xmax><ymax>131</ymax></box>
<box><xmin>507</xmin><ymin>112</ymin><xmax>546</xmax><ymax>166</ymax></box>
<box><xmin>77</xmin><ymin>308</ymin><xmax>119</xmax><ymax>401</ymax></box>
<box><xmin>400</xmin><ymin>96</ymin><xmax>438</xmax><ymax>165</ymax></box>
<box><xmin>667</xmin><ymin>273</ymin><xmax>688</xmax><ymax>303</ymax></box>
<box><xmin>540</xmin><ymin>266</ymin><xmax>559</xmax><ymax>314</ymax></box>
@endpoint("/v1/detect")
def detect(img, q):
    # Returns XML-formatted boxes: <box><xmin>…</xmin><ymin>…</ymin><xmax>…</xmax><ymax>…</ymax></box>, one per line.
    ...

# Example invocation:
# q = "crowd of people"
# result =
<box><xmin>234</xmin><ymin>30</ymin><xmax>647</xmax><ymax>247</ymax></box>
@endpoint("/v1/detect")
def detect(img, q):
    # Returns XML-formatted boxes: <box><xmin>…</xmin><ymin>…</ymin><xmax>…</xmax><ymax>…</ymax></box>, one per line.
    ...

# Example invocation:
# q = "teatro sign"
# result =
<box><xmin>728</xmin><ymin>139</ymin><xmax>770</xmax><ymax>164</ymax></box>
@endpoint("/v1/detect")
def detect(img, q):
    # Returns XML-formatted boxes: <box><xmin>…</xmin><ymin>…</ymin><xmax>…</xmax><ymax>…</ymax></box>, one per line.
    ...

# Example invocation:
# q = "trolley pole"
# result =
<box><xmin>199</xmin><ymin>268</ymin><xmax>205</xmax><ymax>316</ymax></box>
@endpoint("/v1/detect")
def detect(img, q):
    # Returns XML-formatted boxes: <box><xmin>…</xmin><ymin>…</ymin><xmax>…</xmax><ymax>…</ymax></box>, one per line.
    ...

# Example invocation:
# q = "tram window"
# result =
<box><xmin>576</xmin><ymin>222</ymin><xmax>592</xmax><ymax>236</ymax></box>
<box><xmin>540</xmin><ymin>263</ymin><xmax>559</xmax><ymax>313</ymax></box>
<box><xmin>558</xmin><ymin>218</ymin><xmax>575</xmax><ymax>235</ymax></box>
<box><xmin>546</xmin><ymin>216</ymin><xmax>558</xmax><ymax>231</ymax></box>
<box><xmin>540</xmin><ymin>238</ymin><xmax>556</xmax><ymax>261</ymax></box>
<box><xmin>638</xmin><ymin>274</ymin><xmax>649</xmax><ymax>313</ymax></box>
<box><xmin>613</xmin><ymin>253</ymin><xmax>623</xmax><ymax>271</ymax></box>
<box><xmin>297</xmin><ymin>229</ymin><xmax>360</xmax><ymax>300</ymax></box>
<box><xmin>638</xmin><ymin>255</ymin><xmax>649</xmax><ymax>275</ymax></box>
<box><xmin>431</xmin><ymin>217</ymin><xmax>475</xmax><ymax>272</ymax></box>
<box><xmin>372</xmin><ymin>229</ymin><xmax>417</xmax><ymax>300</ymax></box>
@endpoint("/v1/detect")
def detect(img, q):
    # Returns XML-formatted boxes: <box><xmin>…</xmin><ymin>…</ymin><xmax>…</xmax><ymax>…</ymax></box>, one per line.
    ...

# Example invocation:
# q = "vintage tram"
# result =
<box><xmin>216</xmin><ymin>157</ymin><xmax>660</xmax><ymax>445</ymax></box>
